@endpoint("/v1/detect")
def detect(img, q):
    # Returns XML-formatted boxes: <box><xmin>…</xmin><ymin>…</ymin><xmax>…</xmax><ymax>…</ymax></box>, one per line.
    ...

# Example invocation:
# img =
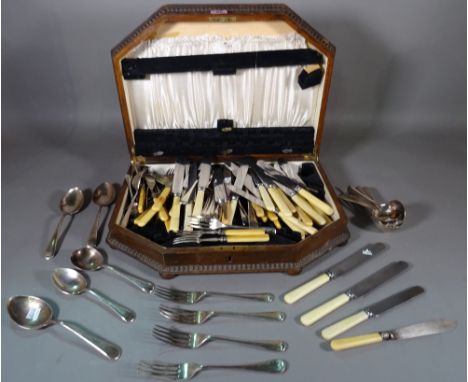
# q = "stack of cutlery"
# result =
<box><xmin>122</xmin><ymin>159</ymin><xmax>335</xmax><ymax>246</ymax></box>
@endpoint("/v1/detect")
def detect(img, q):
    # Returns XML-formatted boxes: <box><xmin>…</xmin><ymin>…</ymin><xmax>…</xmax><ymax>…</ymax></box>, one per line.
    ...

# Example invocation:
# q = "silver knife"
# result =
<box><xmin>330</xmin><ymin>319</ymin><xmax>457</xmax><ymax>351</ymax></box>
<box><xmin>181</xmin><ymin>163</ymin><xmax>198</xmax><ymax>231</ymax></box>
<box><xmin>225</xmin><ymin>163</ymin><xmax>249</xmax><ymax>224</ymax></box>
<box><xmin>283</xmin><ymin>243</ymin><xmax>386</xmax><ymax>304</ymax></box>
<box><xmin>321</xmin><ymin>286</ymin><xmax>425</xmax><ymax>340</ymax></box>
<box><xmin>299</xmin><ymin>261</ymin><xmax>409</xmax><ymax>326</ymax></box>
<box><xmin>229</xmin><ymin>162</ymin><xmax>261</xmax><ymax>199</ymax></box>
<box><xmin>168</xmin><ymin>162</ymin><xmax>186</xmax><ymax>232</ymax></box>
<box><xmin>192</xmin><ymin>162</ymin><xmax>211</xmax><ymax>217</ymax></box>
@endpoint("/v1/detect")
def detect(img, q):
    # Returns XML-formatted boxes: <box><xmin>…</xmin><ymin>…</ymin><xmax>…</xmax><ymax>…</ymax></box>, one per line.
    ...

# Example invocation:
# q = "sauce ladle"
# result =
<box><xmin>87</xmin><ymin>182</ymin><xmax>116</xmax><ymax>247</ymax></box>
<box><xmin>7</xmin><ymin>295</ymin><xmax>121</xmax><ymax>361</ymax></box>
<box><xmin>44</xmin><ymin>187</ymin><xmax>84</xmax><ymax>260</ymax></box>
<box><xmin>51</xmin><ymin>267</ymin><xmax>136</xmax><ymax>323</ymax></box>
<box><xmin>71</xmin><ymin>246</ymin><xmax>155</xmax><ymax>293</ymax></box>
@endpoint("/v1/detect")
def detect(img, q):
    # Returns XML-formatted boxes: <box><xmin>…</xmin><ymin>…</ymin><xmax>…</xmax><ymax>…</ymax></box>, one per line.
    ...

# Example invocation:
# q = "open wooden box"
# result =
<box><xmin>107</xmin><ymin>3</ymin><xmax>350</xmax><ymax>278</ymax></box>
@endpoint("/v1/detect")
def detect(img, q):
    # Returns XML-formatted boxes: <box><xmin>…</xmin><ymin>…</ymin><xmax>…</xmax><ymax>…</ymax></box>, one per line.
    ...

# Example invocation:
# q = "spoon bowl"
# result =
<box><xmin>51</xmin><ymin>267</ymin><xmax>88</xmax><ymax>296</ymax></box>
<box><xmin>93</xmin><ymin>182</ymin><xmax>116</xmax><ymax>207</ymax></box>
<box><xmin>7</xmin><ymin>295</ymin><xmax>122</xmax><ymax>360</ymax></box>
<box><xmin>71</xmin><ymin>247</ymin><xmax>156</xmax><ymax>294</ymax></box>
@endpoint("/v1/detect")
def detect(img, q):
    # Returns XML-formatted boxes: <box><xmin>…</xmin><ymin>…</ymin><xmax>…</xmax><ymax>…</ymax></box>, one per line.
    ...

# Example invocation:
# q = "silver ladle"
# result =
<box><xmin>71</xmin><ymin>246</ymin><xmax>155</xmax><ymax>293</ymax></box>
<box><xmin>44</xmin><ymin>187</ymin><xmax>85</xmax><ymax>260</ymax></box>
<box><xmin>87</xmin><ymin>182</ymin><xmax>116</xmax><ymax>247</ymax></box>
<box><xmin>7</xmin><ymin>295</ymin><xmax>121</xmax><ymax>361</ymax></box>
<box><xmin>51</xmin><ymin>267</ymin><xmax>136</xmax><ymax>323</ymax></box>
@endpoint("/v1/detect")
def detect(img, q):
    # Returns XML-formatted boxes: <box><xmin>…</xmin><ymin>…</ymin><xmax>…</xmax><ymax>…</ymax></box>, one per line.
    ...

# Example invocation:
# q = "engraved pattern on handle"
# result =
<box><xmin>208</xmin><ymin>292</ymin><xmax>274</xmax><ymax>303</ymax></box>
<box><xmin>205</xmin><ymin>359</ymin><xmax>288</xmax><ymax>373</ymax></box>
<box><xmin>44</xmin><ymin>214</ymin><xmax>66</xmax><ymax>260</ymax></box>
<box><xmin>214</xmin><ymin>335</ymin><xmax>287</xmax><ymax>352</ymax></box>
<box><xmin>57</xmin><ymin>320</ymin><xmax>122</xmax><ymax>360</ymax></box>
<box><xmin>218</xmin><ymin>311</ymin><xmax>286</xmax><ymax>321</ymax></box>
<box><xmin>105</xmin><ymin>265</ymin><xmax>155</xmax><ymax>294</ymax></box>
<box><xmin>87</xmin><ymin>288</ymin><xmax>136</xmax><ymax>323</ymax></box>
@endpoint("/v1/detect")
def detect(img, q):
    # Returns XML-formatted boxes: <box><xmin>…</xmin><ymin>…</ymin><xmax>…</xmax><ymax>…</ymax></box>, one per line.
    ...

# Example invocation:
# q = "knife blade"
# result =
<box><xmin>321</xmin><ymin>286</ymin><xmax>425</xmax><ymax>340</ymax></box>
<box><xmin>168</xmin><ymin>161</ymin><xmax>186</xmax><ymax>232</ymax></box>
<box><xmin>192</xmin><ymin>162</ymin><xmax>211</xmax><ymax>217</ymax></box>
<box><xmin>181</xmin><ymin>163</ymin><xmax>199</xmax><ymax>231</ymax></box>
<box><xmin>283</xmin><ymin>243</ymin><xmax>386</xmax><ymax>304</ymax></box>
<box><xmin>225</xmin><ymin>163</ymin><xmax>249</xmax><ymax>224</ymax></box>
<box><xmin>299</xmin><ymin>261</ymin><xmax>409</xmax><ymax>326</ymax></box>
<box><xmin>330</xmin><ymin>319</ymin><xmax>457</xmax><ymax>351</ymax></box>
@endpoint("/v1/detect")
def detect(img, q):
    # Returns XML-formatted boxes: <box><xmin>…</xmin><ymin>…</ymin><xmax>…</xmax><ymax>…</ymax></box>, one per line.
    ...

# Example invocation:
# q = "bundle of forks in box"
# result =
<box><xmin>121</xmin><ymin>159</ymin><xmax>336</xmax><ymax>246</ymax></box>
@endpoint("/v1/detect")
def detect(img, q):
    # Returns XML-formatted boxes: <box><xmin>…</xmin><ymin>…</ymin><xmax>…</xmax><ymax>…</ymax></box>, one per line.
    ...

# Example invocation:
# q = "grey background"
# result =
<box><xmin>2</xmin><ymin>0</ymin><xmax>466</xmax><ymax>381</ymax></box>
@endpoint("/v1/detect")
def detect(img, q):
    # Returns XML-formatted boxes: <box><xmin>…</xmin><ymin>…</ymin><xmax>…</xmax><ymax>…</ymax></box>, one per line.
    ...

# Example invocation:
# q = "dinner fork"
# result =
<box><xmin>159</xmin><ymin>305</ymin><xmax>286</xmax><ymax>324</ymax></box>
<box><xmin>189</xmin><ymin>216</ymin><xmax>276</xmax><ymax>234</ymax></box>
<box><xmin>172</xmin><ymin>234</ymin><xmax>270</xmax><ymax>245</ymax></box>
<box><xmin>154</xmin><ymin>285</ymin><xmax>274</xmax><ymax>304</ymax></box>
<box><xmin>137</xmin><ymin>359</ymin><xmax>288</xmax><ymax>380</ymax></box>
<box><xmin>152</xmin><ymin>325</ymin><xmax>288</xmax><ymax>351</ymax></box>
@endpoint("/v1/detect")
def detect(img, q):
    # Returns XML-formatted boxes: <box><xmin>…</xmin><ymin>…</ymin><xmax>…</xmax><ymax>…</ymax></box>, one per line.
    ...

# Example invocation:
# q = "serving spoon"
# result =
<box><xmin>7</xmin><ymin>295</ymin><xmax>121</xmax><ymax>360</ymax></box>
<box><xmin>51</xmin><ymin>267</ymin><xmax>136</xmax><ymax>323</ymax></box>
<box><xmin>87</xmin><ymin>182</ymin><xmax>116</xmax><ymax>247</ymax></box>
<box><xmin>44</xmin><ymin>187</ymin><xmax>85</xmax><ymax>260</ymax></box>
<box><xmin>71</xmin><ymin>246</ymin><xmax>155</xmax><ymax>293</ymax></box>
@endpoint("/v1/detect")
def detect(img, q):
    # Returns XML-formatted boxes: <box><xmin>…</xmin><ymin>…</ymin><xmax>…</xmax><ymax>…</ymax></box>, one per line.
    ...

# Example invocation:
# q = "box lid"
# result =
<box><xmin>111</xmin><ymin>4</ymin><xmax>335</xmax><ymax>162</ymax></box>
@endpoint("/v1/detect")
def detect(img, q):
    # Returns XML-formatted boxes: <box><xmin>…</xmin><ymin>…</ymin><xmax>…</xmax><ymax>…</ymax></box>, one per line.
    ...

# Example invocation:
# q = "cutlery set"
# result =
<box><xmin>6</xmin><ymin>186</ymin><xmax>456</xmax><ymax>379</ymax></box>
<box><xmin>122</xmin><ymin>159</ymin><xmax>335</xmax><ymax>246</ymax></box>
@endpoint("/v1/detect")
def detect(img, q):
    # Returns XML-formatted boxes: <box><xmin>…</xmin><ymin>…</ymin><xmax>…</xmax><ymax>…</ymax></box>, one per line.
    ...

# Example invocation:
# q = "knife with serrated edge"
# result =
<box><xmin>330</xmin><ymin>319</ymin><xmax>457</xmax><ymax>351</ymax></box>
<box><xmin>299</xmin><ymin>261</ymin><xmax>409</xmax><ymax>326</ymax></box>
<box><xmin>321</xmin><ymin>286</ymin><xmax>425</xmax><ymax>340</ymax></box>
<box><xmin>284</xmin><ymin>243</ymin><xmax>386</xmax><ymax>304</ymax></box>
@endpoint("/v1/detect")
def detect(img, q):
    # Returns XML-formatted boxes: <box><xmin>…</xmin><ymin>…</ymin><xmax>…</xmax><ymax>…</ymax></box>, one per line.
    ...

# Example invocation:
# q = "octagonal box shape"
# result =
<box><xmin>107</xmin><ymin>3</ymin><xmax>350</xmax><ymax>278</ymax></box>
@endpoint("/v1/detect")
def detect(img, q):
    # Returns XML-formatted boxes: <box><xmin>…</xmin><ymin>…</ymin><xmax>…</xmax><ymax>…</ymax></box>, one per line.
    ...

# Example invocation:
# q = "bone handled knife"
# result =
<box><xmin>250</xmin><ymin>171</ymin><xmax>276</xmax><ymax>212</ymax></box>
<box><xmin>321</xmin><ymin>286</ymin><xmax>425</xmax><ymax>340</ymax></box>
<box><xmin>299</xmin><ymin>261</ymin><xmax>409</xmax><ymax>326</ymax></box>
<box><xmin>283</xmin><ymin>243</ymin><xmax>386</xmax><ymax>304</ymax></box>
<box><xmin>192</xmin><ymin>162</ymin><xmax>211</xmax><ymax>217</ymax></box>
<box><xmin>181</xmin><ymin>163</ymin><xmax>198</xmax><ymax>231</ymax></box>
<box><xmin>212</xmin><ymin>166</ymin><xmax>229</xmax><ymax>222</ymax></box>
<box><xmin>168</xmin><ymin>162</ymin><xmax>186</xmax><ymax>232</ymax></box>
<box><xmin>330</xmin><ymin>319</ymin><xmax>457</xmax><ymax>351</ymax></box>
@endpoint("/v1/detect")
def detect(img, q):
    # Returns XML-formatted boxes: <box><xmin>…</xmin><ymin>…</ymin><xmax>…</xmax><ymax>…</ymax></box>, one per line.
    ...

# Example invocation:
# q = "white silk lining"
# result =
<box><xmin>123</xmin><ymin>33</ymin><xmax>326</xmax><ymax>134</ymax></box>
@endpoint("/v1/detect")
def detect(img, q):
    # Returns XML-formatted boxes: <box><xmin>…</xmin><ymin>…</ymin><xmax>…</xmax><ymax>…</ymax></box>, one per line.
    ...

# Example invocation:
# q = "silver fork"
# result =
<box><xmin>159</xmin><ymin>304</ymin><xmax>286</xmax><ymax>324</ymax></box>
<box><xmin>154</xmin><ymin>285</ymin><xmax>273</xmax><ymax>304</ymax></box>
<box><xmin>137</xmin><ymin>359</ymin><xmax>288</xmax><ymax>380</ymax></box>
<box><xmin>153</xmin><ymin>325</ymin><xmax>288</xmax><ymax>351</ymax></box>
<box><xmin>189</xmin><ymin>217</ymin><xmax>276</xmax><ymax>234</ymax></box>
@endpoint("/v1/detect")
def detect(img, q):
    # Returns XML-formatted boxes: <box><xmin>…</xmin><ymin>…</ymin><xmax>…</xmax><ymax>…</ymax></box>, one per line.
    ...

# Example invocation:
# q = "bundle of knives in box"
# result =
<box><xmin>122</xmin><ymin>159</ymin><xmax>335</xmax><ymax>246</ymax></box>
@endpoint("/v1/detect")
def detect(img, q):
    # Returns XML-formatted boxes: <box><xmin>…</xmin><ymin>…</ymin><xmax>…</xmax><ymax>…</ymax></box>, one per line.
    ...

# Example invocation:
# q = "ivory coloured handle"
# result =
<box><xmin>168</xmin><ymin>196</ymin><xmax>181</xmax><ymax>232</ymax></box>
<box><xmin>183</xmin><ymin>202</ymin><xmax>193</xmax><ymax>231</ymax></box>
<box><xmin>226</xmin><ymin>199</ymin><xmax>238</xmax><ymax>225</ymax></box>
<box><xmin>321</xmin><ymin>311</ymin><xmax>369</xmax><ymax>340</ymax></box>
<box><xmin>298</xmin><ymin>189</ymin><xmax>334</xmax><ymax>216</ymax></box>
<box><xmin>224</xmin><ymin>229</ymin><xmax>267</xmax><ymax>236</ymax></box>
<box><xmin>137</xmin><ymin>184</ymin><xmax>146</xmax><ymax>213</ymax></box>
<box><xmin>267</xmin><ymin>211</ymin><xmax>282</xmax><ymax>229</ymax></box>
<box><xmin>277</xmin><ymin>188</ymin><xmax>297</xmax><ymax>214</ymax></box>
<box><xmin>226</xmin><ymin>234</ymin><xmax>270</xmax><ymax>243</ymax></box>
<box><xmin>158</xmin><ymin>205</ymin><xmax>169</xmax><ymax>222</ymax></box>
<box><xmin>281</xmin><ymin>215</ymin><xmax>317</xmax><ymax>236</ymax></box>
<box><xmin>251</xmin><ymin>202</ymin><xmax>265</xmax><ymax>218</ymax></box>
<box><xmin>292</xmin><ymin>194</ymin><xmax>326</xmax><ymax>226</ymax></box>
<box><xmin>296</xmin><ymin>206</ymin><xmax>313</xmax><ymax>226</ymax></box>
<box><xmin>259</xmin><ymin>185</ymin><xmax>276</xmax><ymax>212</ymax></box>
<box><xmin>283</xmin><ymin>273</ymin><xmax>330</xmax><ymax>304</ymax></box>
<box><xmin>134</xmin><ymin>207</ymin><xmax>157</xmax><ymax>227</ymax></box>
<box><xmin>192</xmin><ymin>189</ymin><xmax>205</xmax><ymax>217</ymax></box>
<box><xmin>268</xmin><ymin>187</ymin><xmax>292</xmax><ymax>217</ymax></box>
<box><xmin>153</xmin><ymin>186</ymin><xmax>171</xmax><ymax>211</ymax></box>
<box><xmin>299</xmin><ymin>293</ymin><xmax>350</xmax><ymax>326</ymax></box>
<box><xmin>280</xmin><ymin>215</ymin><xmax>306</xmax><ymax>237</ymax></box>
<box><xmin>330</xmin><ymin>332</ymin><xmax>383</xmax><ymax>351</ymax></box>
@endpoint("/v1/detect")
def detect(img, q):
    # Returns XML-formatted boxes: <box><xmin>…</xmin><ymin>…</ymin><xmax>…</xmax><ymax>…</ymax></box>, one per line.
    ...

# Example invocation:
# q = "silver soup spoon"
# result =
<box><xmin>71</xmin><ymin>246</ymin><xmax>155</xmax><ymax>293</ymax></box>
<box><xmin>87</xmin><ymin>182</ymin><xmax>116</xmax><ymax>247</ymax></box>
<box><xmin>7</xmin><ymin>295</ymin><xmax>121</xmax><ymax>361</ymax></box>
<box><xmin>51</xmin><ymin>267</ymin><xmax>136</xmax><ymax>323</ymax></box>
<box><xmin>44</xmin><ymin>187</ymin><xmax>85</xmax><ymax>260</ymax></box>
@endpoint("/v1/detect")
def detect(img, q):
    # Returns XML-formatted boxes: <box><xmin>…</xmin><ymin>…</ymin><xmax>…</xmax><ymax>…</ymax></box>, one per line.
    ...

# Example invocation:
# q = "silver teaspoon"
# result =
<box><xmin>51</xmin><ymin>267</ymin><xmax>136</xmax><ymax>323</ymax></box>
<box><xmin>44</xmin><ymin>187</ymin><xmax>84</xmax><ymax>260</ymax></box>
<box><xmin>7</xmin><ymin>295</ymin><xmax>121</xmax><ymax>360</ymax></box>
<box><xmin>87</xmin><ymin>182</ymin><xmax>116</xmax><ymax>247</ymax></box>
<box><xmin>71</xmin><ymin>246</ymin><xmax>155</xmax><ymax>293</ymax></box>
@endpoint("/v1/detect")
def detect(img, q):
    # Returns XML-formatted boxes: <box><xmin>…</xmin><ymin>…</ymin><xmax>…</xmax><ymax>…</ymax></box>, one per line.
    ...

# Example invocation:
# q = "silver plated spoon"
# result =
<box><xmin>7</xmin><ymin>295</ymin><xmax>121</xmax><ymax>360</ymax></box>
<box><xmin>87</xmin><ymin>182</ymin><xmax>116</xmax><ymax>247</ymax></box>
<box><xmin>44</xmin><ymin>187</ymin><xmax>85</xmax><ymax>260</ymax></box>
<box><xmin>71</xmin><ymin>246</ymin><xmax>155</xmax><ymax>293</ymax></box>
<box><xmin>51</xmin><ymin>267</ymin><xmax>136</xmax><ymax>323</ymax></box>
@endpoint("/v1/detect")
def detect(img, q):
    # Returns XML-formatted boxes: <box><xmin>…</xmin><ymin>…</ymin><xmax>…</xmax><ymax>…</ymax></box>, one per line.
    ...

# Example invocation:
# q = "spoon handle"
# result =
<box><xmin>105</xmin><ymin>264</ymin><xmax>155</xmax><ymax>294</ymax></box>
<box><xmin>87</xmin><ymin>288</ymin><xmax>136</xmax><ymax>323</ymax></box>
<box><xmin>57</xmin><ymin>320</ymin><xmax>122</xmax><ymax>361</ymax></box>
<box><xmin>87</xmin><ymin>206</ymin><xmax>103</xmax><ymax>247</ymax></box>
<box><xmin>44</xmin><ymin>214</ymin><xmax>66</xmax><ymax>260</ymax></box>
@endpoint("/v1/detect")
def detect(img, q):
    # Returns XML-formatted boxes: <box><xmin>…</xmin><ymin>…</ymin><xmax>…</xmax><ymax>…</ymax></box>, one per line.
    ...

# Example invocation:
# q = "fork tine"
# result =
<box><xmin>156</xmin><ymin>285</ymin><xmax>190</xmax><ymax>296</ymax></box>
<box><xmin>154</xmin><ymin>325</ymin><xmax>191</xmax><ymax>340</ymax></box>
